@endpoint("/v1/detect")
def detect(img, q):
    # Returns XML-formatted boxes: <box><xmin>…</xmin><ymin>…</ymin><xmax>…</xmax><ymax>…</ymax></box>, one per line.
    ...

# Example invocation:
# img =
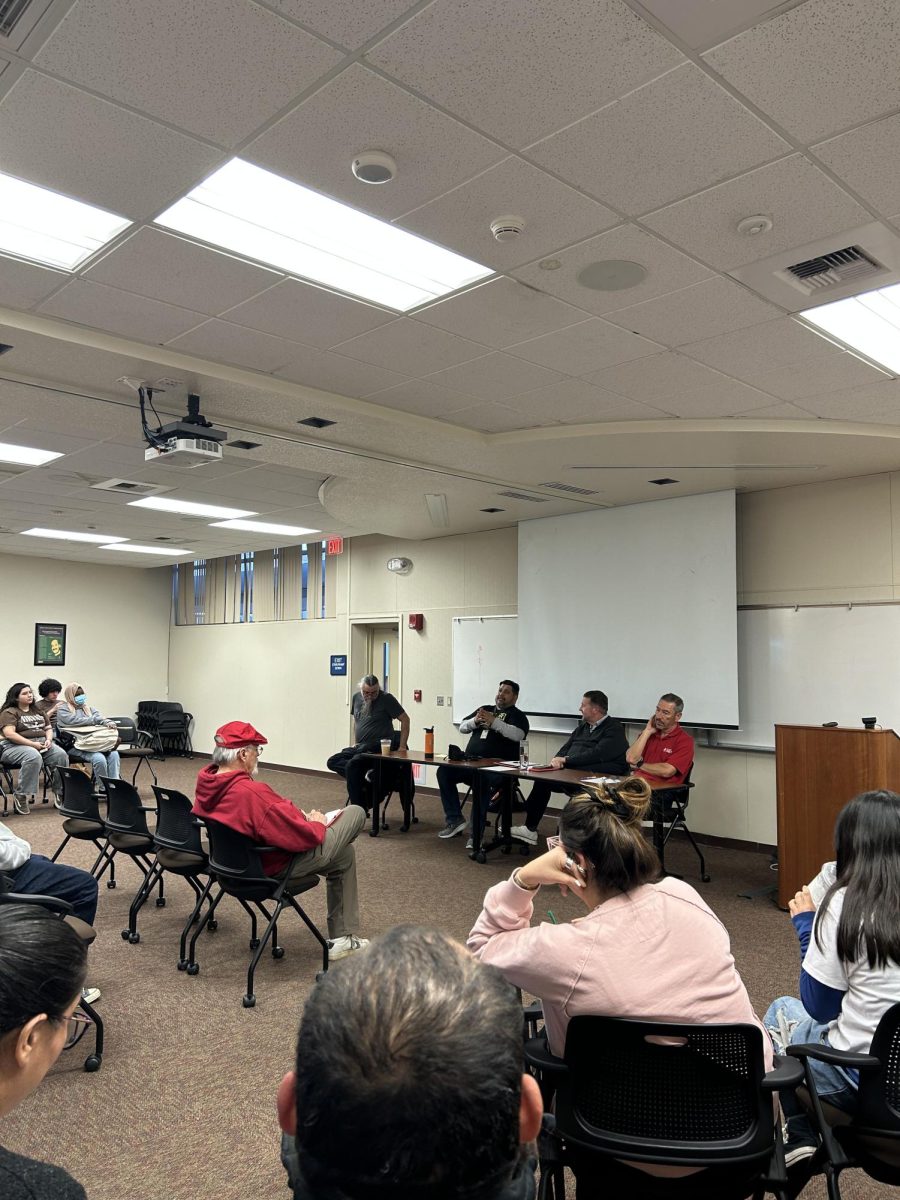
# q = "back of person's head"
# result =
<box><xmin>0</xmin><ymin>904</ymin><xmax>86</xmax><ymax>1039</ymax></box>
<box><xmin>38</xmin><ymin>679</ymin><xmax>61</xmax><ymax>699</ymax></box>
<box><xmin>3</xmin><ymin>683</ymin><xmax>30</xmax><ymax>709</ymax></box>
<box><xmin>560</xmin><ymin>777</ymin><xmax>658</xmax><ymax>893</ymax></box>
<box><xmin>286</xmin><ymin>925</ymin><xmax>526</xmax><ymax>1200</ymax></box>
<box><xmin>821</xmin><ymin>789</ymin><xmax>900</xmax><ymax>968</ymax></box>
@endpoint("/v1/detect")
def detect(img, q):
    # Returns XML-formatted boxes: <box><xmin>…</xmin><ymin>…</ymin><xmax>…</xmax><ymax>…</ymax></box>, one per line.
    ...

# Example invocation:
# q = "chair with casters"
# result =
<box><xmin>0</xmin><ymin>887</ymin><xmax>104</xmax><ymax>1072</ymax></box>
<box><xmin>648</xmin><ymin>765</ymin><xmax>709</xmax><ymax>882</ymax></box>
<box><xmin>98</xmin><ymin>777</ymin><xmax>161</xmax><ymax>942</ymax></box>
<box><xmin>787</xmin><ymin>1000</ymin><xmax>900</xmax><ymax>1199</ymax></box>
<box><xmin>527</xmin><ymin>1014</ymin><xmax>803</xmax><ymax>1200</ymax></box>
<box><xmin>108</xmin><ymin>716</ymin><xmax>158</xmax><ymax>786</ymax></box>
<box><xmin>191</xmin><ymin>818</ymin><xmax>329</xmax><ymax>1008</ymax></box>
<box><xmin>51</xmin><ymin>767</ymin><xmax>117</xmax><ymax>888</ymax></box>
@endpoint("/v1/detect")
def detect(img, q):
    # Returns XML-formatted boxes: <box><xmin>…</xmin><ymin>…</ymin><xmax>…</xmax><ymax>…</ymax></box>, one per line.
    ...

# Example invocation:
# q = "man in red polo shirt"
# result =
<box><xmin>626</xmin><ymin>693</ymin><xmax>694</xmax><ymax>784</ymax></box>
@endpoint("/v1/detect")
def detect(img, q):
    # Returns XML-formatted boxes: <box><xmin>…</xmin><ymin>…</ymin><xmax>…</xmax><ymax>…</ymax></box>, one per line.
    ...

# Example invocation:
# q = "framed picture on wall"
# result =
<box><xmin>34</xmin><ymin>623</ymin><xmax>66</xmax><ymax>667</ymax></box>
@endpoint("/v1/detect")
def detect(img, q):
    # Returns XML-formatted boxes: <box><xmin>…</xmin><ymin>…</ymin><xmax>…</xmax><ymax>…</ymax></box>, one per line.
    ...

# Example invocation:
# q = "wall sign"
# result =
<box><xmin>330</xmin><ymin>654</ymin><xmax>347</xmax><ymax>676</ymax></box>
<box><xmin>34</xmin><ymin>623</ymin><xmax>66</xmax><ymax>667</ymax></box>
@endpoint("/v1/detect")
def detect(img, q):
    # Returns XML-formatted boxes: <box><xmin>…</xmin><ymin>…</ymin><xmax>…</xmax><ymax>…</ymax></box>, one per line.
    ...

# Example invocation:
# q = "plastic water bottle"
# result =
<box><xmin>519</xmin><ymin>738</ymin><xmax>529</xmax><ymax>770</ymax></box>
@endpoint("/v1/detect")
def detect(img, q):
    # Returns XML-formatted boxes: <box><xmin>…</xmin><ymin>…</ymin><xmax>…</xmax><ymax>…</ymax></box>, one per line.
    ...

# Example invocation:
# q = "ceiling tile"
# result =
<box><xmin>275</xmin><ymin>344</ymin><xmax>408</xmax><ymax>397</ymax></box>
<box><xmin>586</xmin><ymin>352</ymin><xmax>732</xmax><ymax>400</ymax></box>
<box><xmin>508</xmin><ymin>319</ymin><xmax>663</xmax><ymax>375</ymax></box>
<box><xmin>790</xmin><ymin>378</ymin><xmax>900</xmax><ymax>420</ymax></box>
<box><xmin>85</xmin><ymin>229</ymin><xmax>282</xmax><ymax>316</ymax></box>
<box><xmin>748</xmin><ymin>353</ymin><xmax>889</xmax><ymax>401</ymax></box>
<box><xmin>332</xmin><ymin>318</ymin><xmax>486</xmax><ymax>375</ymax></box>
<box><xmin>221</xmin><ymin>279</ymin><xmax>393</xmax><ymax>349</ymax></box>
<box><xmin>39</xmin><ymin>280</ymin><xmax>206</xmax><ymax>344</ymax></box>
<box><xmin>440</xmin><ymin>403</ymin><xmax>528</xmax><ymax>432</ymax></box>
<box><xmin>704</xmin><ymin>0</ymin><xmax>900</xmax><ymax>144</ymax></box>
<box><xmin>603</xmin><ymin>277</ymin><xmax>779</xmax><ymax>346</ymax></box>
<box><xmin>425</xmin><ymin>352</ymin><xmax>564</xmax><ymax>402</ymax></box>
<box><xmin>366</xmin><ymin>0</ymin><xmax>683</xmax><ymax>148</ymax></box>
<box><xmin>366</xmin><ymin>379</ymin><xmax>474</xmax><ymax>419</ymax></box>
<box><xmin>33</xmin><ymin>0</ymin><xmax>343</xmax><ymax>146</ymax></box>
<box><xmin>396</xmin><ymin>156</ymin><xmax>618</xmax><ymax>271</ymax></box>
<box><xmin>813</xmin><ymin>113</ymin><xmax>900</xmax><ymax>217</ymax></box>
<box><xmin>639</xmin><ymin>0</ymin><xmax>804</xmax><ymax>52</ymax></box>
<box><xmin>643</xmin><ymin>156</ymin><xmax>873</xmax><ymax>271</ymax></box>
<box><xmin>529</xmin><ymin>63</ymin><xmax>789</xmax><ymax>214</ymax></box>
<box><xmin>681</xmin><ymin>316</ymin><xmax>847</xmax><ymax>378</ymax></box>
<box><xmin>652</xmin><ymin>378</ymin><xmax>776</xmax><ymax>417</ymax></box>
<box><xmin>243</xmin><ymin>64</ymin><xmax>504</xmax><ymax>221</ymax></box>
<box><xmin>0</xmin><ymin>71</ymin><xmax>224</xmax><ymax>219</ymax></box>
<box><xmin>167</xmin><ymin>320</ymin><xmax>299</xmax><ymax>372</ymax></box>
<box><xmin>513</xmin><ymin>225</ymin><xmax>713</xmax><ymax>316</ymax></box>
<box><xmin>414</xmin><ymin>278</ymin><xmax>586</xmax><ymax>349</ymax></box>
<box><xmin>735</xmin><ymin>400</ymin><xmax>818</xmax><ymax>420</ymax></box>
<box><xmin>508</xmin><ymin>378</ymin><xmax>668</xmax><ymax>424</ymax></box>
<box><xmin>0</xmin><ymin>256</ymin><xmax>66</xmax><ymax>309</ymax></box>
<box><xmin>266</xmin><ymin>0</ymin><xmax>420</xmax><ymax>49</ymax></box>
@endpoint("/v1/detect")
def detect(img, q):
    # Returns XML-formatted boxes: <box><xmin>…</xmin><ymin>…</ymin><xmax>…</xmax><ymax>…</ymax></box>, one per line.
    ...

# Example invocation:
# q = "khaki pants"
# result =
<box><xmin>279</xmin><ymin>805</ymin><xmax>365</xmax><ymax>939</ymax></box>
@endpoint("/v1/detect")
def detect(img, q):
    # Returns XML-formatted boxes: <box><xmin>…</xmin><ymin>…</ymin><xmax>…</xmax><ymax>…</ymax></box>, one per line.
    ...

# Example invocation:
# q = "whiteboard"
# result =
<box><xmin>717</xmin><ymin>606</ymin><xmax>900</xmax><ymax>750</ymax></box>
<box><xmin>451</xmin><ymin>616</ymin><xmax>517</xmax><ymax>724</ymax></box>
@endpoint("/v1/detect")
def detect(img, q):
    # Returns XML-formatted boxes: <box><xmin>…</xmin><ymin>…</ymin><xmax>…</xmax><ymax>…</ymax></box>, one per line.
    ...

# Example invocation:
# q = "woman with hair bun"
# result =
<box><xmin>0</xmin><ymin>904</ymin><xmax>88</xmax><ymax>1198</ymax></box>
<box><xmin>468</xmin><ymin>776</ymin><xmax>768</xmax><ymax>1061</ymax></box>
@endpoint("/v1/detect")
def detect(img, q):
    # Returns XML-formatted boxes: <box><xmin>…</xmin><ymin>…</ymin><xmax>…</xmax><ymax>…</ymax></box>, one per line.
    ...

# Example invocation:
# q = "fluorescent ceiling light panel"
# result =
<box><xmin>0</xmin><ymin>171</ymin><xmax>130</xmax><ymax>271</ymax></box>
<box><xmin>800</xmin><ymin>283</ymin><xmax>900</xmax><ymax>375</ymax></box>
<box><xmin>101</xmin><ymin>543</ymin><xmax>192</xmax><ymax>555</ymax></box>
<box><xmin>128</xmin><ymin>497</ymin><xmax>257</xmax><ymax>519</ymax></box>
<box><xmin>21</xmin><ymin>528</ymin><xmax>127</xmax><ymax>544</ymax></box>
<box><xmin>0</xmin><ymin>442</ymin><xmax>63</xmax><ymax>466</ymax></box>
<box><xmin>156</xmin><ymin>159</ymin><xmax>492</xmax><ymax>311</ymax></box>
<box><xmin>210</xmin><ymin>519</ymin><xmax>321</xmax><ymax>536</ymax></box>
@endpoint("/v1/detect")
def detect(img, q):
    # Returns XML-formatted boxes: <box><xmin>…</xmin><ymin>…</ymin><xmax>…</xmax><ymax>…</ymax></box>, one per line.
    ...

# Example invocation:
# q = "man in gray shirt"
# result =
<box><xmin>327</xmin><ymin>675</ymin><xmax>410</xmax><ymax>808</ymax></box>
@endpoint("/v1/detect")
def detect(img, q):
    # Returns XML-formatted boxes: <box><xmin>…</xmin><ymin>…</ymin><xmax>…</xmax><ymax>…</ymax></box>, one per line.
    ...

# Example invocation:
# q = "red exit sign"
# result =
<box><xmin>326</xmin><ymin>536</ymin><xmax>344</xmax><ymax>555</ymax></box>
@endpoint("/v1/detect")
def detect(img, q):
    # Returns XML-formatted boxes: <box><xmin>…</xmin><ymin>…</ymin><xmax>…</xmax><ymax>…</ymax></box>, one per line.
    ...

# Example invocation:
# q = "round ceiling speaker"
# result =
<box><xmin>351</xmin><ymin>151</ymin><xmax>397</xmax><ymax>184</ymax></box>
<box><xmin>576</xmin><ymin>259</ymin><xmax>647</xmax><ymax>291</ymax></box>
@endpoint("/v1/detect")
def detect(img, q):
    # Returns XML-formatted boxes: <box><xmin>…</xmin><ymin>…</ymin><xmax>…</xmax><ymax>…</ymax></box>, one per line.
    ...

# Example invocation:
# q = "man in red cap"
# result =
<box><xmin>193</xmin><ymin>721</ymin><xmax>368</xmax><ymax>961</ymax></box>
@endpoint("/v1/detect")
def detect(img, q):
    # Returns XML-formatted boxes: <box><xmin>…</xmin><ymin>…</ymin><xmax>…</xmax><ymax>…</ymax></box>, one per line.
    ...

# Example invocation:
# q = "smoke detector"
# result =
<box><xmin>737</xmin><ymin>214</ymin><xmax>774</xmax><ymax>237</ymax></box>
<box><xmin>490</xmin><ymin>215</ymin><xmax>526</xmax><ymax>243</ymax></box>
<box><xmin>351</xmin><ymin>151</ymin><xmax>397</xmax><ymax>184</ymax></box>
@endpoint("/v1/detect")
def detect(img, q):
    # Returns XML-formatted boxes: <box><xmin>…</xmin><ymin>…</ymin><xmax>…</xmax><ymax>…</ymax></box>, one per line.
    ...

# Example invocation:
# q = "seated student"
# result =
<box><xmin>765</xmin><ymin>789</ymin><xmax>900</xmax><ymax>1168</ymax></box>
<box><xmin>625</xmin><ymin>693</ymin><xmax>694</xmax><ymax>785</ymax></box>
<box><xmin>0</xmin><ymin>904</ymin><xmax>89</xmax><ymax>1199</ymax></box>
<box><xmin>35</xmin><ymin>679</ymin><xmax>62</xmax><ymax>732</ymax></box>
<box><xmin>0</xmin><ymin>684</ymin><xmax>68</xmax><ymax>815</ymax></box>
<box><xmin>56</xmin><ymin>683</ymin><xmax>120</xmax><ymax>788</ymax></box>
<box><xmin>511</xmin><ymin>689</ymin><xmax>627</xmax><ymax>846</ymax></box>
<box><xmin>277</xmin><ymin>924</ymin><xmax>542</xmax><ymax>1200</ymax></box>
<box><xmin>194</xmin><ymin>721</ymin><xmax>368</xmax><ymax>961</ymax></box>
<box><xmin>436</xmin><ymin>679</ymin><xmax>529</xmax><ymax>845</ymax></box>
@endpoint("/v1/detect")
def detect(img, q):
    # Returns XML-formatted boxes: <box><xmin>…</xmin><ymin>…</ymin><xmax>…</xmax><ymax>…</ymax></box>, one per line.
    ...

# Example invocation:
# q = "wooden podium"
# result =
<box><xmin>775</xmin><ymin>725</ymin><xmax>900</xmax><ymax>907</ymax></box>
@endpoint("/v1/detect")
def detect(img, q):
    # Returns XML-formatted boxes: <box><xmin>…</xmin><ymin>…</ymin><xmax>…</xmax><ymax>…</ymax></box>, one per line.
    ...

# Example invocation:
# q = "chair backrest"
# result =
<box><xmin>57</xmin><ymin>767</ymin><xmax>104</xmax><ymax>821</ymax></box>
<box><xmin>101</xmin><ymin>777</ymin><xmax>154</xmax><ymax>837</ymax></box>
<box><xmin>855</xmin><ymin>1001</ymin><xmax>900</xmax><ymax>1128</ymax></box>
<box><xmin>108</xmin><ymin>716</ymin><xmax>138</xmax><ymax>747</ymax></box>
<box><xmin>555</xmin><ymin>1015</ymin><xmax>774</xmax><ymax>1169</ymax></box>
<box><xmin>151</xmin><ymin>786</ymin><xmax>204</xmax><ymax>856</ymax></box>
<box><xmin>204</xmin><ymin>819</ymin><xmax>278</xmax><ymax>900</ymax></box>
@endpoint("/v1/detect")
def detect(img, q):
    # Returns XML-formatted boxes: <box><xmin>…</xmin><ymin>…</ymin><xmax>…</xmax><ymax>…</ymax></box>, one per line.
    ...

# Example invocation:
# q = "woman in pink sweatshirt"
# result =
<box><xmin>468</xmin><ymin>777</ymin><xmax>769</xmax><ymax>1066</ymax></box>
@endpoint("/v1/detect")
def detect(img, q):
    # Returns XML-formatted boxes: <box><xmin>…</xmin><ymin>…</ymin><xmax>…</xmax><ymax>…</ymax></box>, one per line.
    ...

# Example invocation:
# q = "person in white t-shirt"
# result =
<box><xmin>765</xmin><ymin>789</ymin><xmax>900</xmax><ymax>1167</ymax></box>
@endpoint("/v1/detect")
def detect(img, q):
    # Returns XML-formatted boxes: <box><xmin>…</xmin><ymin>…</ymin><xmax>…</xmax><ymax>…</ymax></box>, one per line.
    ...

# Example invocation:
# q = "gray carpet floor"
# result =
<box><xmin>1</xmin><ymin>758</ymin><xmax>892</xmax><ymax>1200</ymax></box>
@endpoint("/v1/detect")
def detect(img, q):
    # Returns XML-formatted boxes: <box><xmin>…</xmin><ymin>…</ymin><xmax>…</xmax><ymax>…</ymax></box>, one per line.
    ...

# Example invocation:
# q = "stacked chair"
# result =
<box><xmin>137</xmin><ymin>700</ymin><xmax>194</xmax><ymax>757</ymax></box>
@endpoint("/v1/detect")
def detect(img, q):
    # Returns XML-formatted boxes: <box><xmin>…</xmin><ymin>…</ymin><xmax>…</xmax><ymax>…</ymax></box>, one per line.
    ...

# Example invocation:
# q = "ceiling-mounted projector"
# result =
<box><xmin>144</xmin><ymin>434</ymin><xmax>224</xmax><ymax>467</ymax></box>
<box><xmin>139</xmin><ymin>390</ymin><xmax>227</xmax><ymax>468</ymax></box>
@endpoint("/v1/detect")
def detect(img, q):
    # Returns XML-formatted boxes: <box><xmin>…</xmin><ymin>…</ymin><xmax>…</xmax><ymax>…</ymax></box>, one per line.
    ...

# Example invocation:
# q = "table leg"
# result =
<box><xmin>399</xmin><ymin>765</ymin><xmax>414</xmax><ymax>832</ymax></box>
<box><xmin>369</xmin><ymin>756</ymin><xmax>382</xmax><ymax>837</ymax></box>
<box><xmin>652</xmin><ymin>797</ymin><xmax>666</xmax><ymax>872</ymax></box>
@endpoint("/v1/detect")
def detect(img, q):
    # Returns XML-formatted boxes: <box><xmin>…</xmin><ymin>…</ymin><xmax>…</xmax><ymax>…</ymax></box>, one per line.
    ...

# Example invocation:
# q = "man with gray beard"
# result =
<box><xmin>326</xmin><ymin>675</ymin><xmax>410</xmax><ymax>809</ymax></box>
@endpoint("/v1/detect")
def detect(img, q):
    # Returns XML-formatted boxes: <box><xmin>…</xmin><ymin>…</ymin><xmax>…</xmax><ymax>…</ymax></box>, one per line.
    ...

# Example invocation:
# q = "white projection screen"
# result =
<box><xmin>517</xmin><ymin>490</ymin><xmax>738</xmax><ymax>728</ymax></box>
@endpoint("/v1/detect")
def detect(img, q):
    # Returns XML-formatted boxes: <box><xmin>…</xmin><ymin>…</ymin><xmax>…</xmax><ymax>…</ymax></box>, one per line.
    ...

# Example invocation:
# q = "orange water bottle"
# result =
<box><xmin>424</xmin><ymin>726</ymin><xmax>434</xmax><ymax>758</ymax></box>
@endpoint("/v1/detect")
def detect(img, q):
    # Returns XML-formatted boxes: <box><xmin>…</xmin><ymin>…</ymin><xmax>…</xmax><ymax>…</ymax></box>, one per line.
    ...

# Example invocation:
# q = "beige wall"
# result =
<box><xmin>0</xmin><ymin>551</ymin><xmax>171</xmax><ymax>716</ymax></box>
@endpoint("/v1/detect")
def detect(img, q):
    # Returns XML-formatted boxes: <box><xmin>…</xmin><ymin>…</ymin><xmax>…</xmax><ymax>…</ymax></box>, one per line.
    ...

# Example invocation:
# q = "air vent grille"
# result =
<box><xmin>539</xmin><ymin>481</ymin><xmax>599</xmax><ymax>496</ymax></box>
<box><xmin>0</xmin><ymin>0</ymin><xmax>33</xmax><ymax>37</ymax></box>
<box><xmin>91</xmin><ymin>478</ymin><xmax>167</xmax><ymax>496</ymax></box>
<box><xmin>785</xmin><ymin>245</ymin><xmax>884</xmax><ymax>292</ymax></box>
<box><xmin>496</xmin><ymin>490</ymin><xmax>550</xmax><ymax>503</ymax></box>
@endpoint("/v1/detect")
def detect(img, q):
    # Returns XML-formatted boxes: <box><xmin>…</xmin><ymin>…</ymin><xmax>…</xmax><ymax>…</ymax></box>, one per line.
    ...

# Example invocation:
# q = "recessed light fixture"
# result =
<box><xmin>230</xmin><ymin>440</ymin><xmax>262</xmax><ymax>450</ymax></box>
<box><xmin>0</xmin><ymin>170</ymin><xmax>130</xmax><ymax>270</ymax></box>
<box><xmin>800</xmin><ymin>282</ymin><xmax>900</xmax><ymax>375</ymax></box>
<box><xmin>0</xmin><ymin>442</ymin><xmax>63</xmax><ymax>467</ymax></box>
<box><xmin>156</xmin><ymin>158</ymin><xmax>492</xmax><ymax>312</ymax></box>
<box><xmin>21</xmin><ymin>528</ymin><xmax>127</xmax><ymax>543</ymax></box>
<box><xmin>297</xmin><ymin>417</ymin><xmax>337</xmax><ymax>429</ymax></box>
<box><xmin>100</xmin><ymin>544</ymin><xmax>192</xmax><ymax>555</ymax></box>
<box><xmin>425</xmin><ymin>493</ymin><xmax>450</xmax><ymax>527</ymax></box>
<box><xmin>128</xmin><ymin>497</ymin><xmax>257</xmax><ymax>519</ymax></box>
<box><xmin>210</xmin><ymin>519</ymin><xmax>321</xmax><ymax>536</ymax></box>
<box><xmin>649</xmin><ymin>478</ymin><xmax>679</xmax><ymax>486</ymax></box>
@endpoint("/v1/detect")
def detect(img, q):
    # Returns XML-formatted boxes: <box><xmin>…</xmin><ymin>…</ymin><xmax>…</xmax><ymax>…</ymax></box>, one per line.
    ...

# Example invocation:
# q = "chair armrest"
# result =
<box><xmin>139</xmin><ymin>805</ymin><xmax>157</xmax><ymax>813</ymax></box>
<box><xmin>524</xmin><ymin>1036</ymin><xmax>566</xmax><ymax>1075</ymax></box>
<box><xmin>0</xmin><ymin>891</ymin><xmax>74</xmax><ymax>916</ymax></box>
<box><xmin>760</xmin><ymin>1054</ymin><xmax>805</xmax><ymax>1092</ymax></box>
<box><xmin>788</xmin><ymin>1042</ymin><xmax>880</xmax><ymax>1072</ymax></box>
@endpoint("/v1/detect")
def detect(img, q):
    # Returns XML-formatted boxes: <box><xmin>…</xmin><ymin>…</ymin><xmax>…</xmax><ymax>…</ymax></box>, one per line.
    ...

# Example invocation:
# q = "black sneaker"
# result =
<box><xmin>12</xmin><ymin>794</ymin><xmax>30</xmax><ymax>815</ymax></box>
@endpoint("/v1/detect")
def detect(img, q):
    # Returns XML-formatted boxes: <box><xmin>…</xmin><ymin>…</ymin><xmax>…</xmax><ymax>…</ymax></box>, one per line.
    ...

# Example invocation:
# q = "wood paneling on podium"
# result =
<box><xmin>775</xmin><ymin>725</ymin><xmax>900</xmax><ymax>907</ymax></box>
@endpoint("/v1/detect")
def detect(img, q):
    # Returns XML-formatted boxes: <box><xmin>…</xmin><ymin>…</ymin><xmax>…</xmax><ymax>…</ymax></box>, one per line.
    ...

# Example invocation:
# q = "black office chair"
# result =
<box><xmin>0</xmin><ymin>759</ymin><xmax>53</xmax><ymax>815</ymax></box>
<box><xmin>99</xmin><ymin>777</ymin><xmax>162</xmax><ymax>940</ymax></box>
<box><xmin>788</xmin><ymin>1001</ymin><xmax>900</xmax><ymax>1199</ymax></box>
<box><xmin>108</xmin><ymin>716</ymin><xmax>158</xmax><ymax>786</ymax></box>
<box><xmin>51</xmin><ymin>767</ymin><xmax>117</xmax><ymax>887</ymax></box>
<box><xmin>650</xmin><ymin>765</ymin><xmax>709</xmax><ymax>882</ymax></box>
<box><xmin>528</xmin><ymin>1014</ymin><xmax>803</xmax><ymax>1200</ymax></box>
<box><xmin>190</xmin><ymin>819</ymin><xmax>328</xmax><ymax>1008</ymax></box>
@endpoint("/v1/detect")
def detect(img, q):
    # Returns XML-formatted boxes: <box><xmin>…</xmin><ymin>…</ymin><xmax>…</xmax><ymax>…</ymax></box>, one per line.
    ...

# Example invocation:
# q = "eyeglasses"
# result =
<box><xmin>64</xmin><ymin>1010</ymin><xmax>94</xmax><ymax>1049</ymax></box>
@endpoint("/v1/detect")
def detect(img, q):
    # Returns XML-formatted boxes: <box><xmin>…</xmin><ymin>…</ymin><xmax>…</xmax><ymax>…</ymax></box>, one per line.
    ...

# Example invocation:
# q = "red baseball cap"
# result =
<box><xmin>214</xmin><ymin>721</ymin><xmax>268</xmax><ymax>748</ymax></box>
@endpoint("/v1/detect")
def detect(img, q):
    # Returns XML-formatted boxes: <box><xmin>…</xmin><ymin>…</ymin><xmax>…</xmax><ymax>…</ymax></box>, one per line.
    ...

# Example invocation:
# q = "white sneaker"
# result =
<box><xmin>510</xmin><ymin>824</ymin><xmax>538</xmax><ymax>845</ymax></box>
<box><xmin>81</xmin><ymin>986</ymin><xmax>101</xmax><ymax>1004</ymax></box>
<box><xmin>12</xmin><ymin>794</ymin><xmax>30</xmax><ymax>816</ymax></box>
<box><xmin>466</xmin><ymin>837</ymin><xmax>474</xmax><ymax>850</ymax></box>
<box><xmin>438</xmin><ymin>819</ymin><xmax>466</xmax><ymax>839</ymax></box>
<box><xmin>328</xmin><ymin>935</ymin><xmax>369</xmax><ymax>962</ymax></box>
<box><xmin>784</xmin><ymin>1142</ymin><xmax>817</xmax><ymax>1168</ymax></box>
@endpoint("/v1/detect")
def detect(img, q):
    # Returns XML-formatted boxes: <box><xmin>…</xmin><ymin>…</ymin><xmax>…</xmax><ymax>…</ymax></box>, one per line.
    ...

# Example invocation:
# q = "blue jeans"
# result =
<box><xmin>8</xmin><ymin>853</ymin><xmax>99</xmax><ymax>924</ymax></box>
<box><xmin>70</xmin><ymin>748</ymin><xmax>120</xmax><ymax>781</ymax></box>
<box><xmin>436</xmin><ymin>765</ymin><xmax>494</xmax><ymax>834</ymax></box>
<box><xmin>764</xmin><ymin>995</ymin><xmax>858</xmax><ymax>1143</ymax></box>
